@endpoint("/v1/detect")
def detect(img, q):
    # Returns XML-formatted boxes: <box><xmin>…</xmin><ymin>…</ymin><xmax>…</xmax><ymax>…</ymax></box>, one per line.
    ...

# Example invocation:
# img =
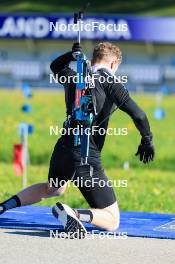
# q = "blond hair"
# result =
<box><xmin>92</xmin><ymin>42</ymin><xmax>122</xmax><ymax>64</ymax></box>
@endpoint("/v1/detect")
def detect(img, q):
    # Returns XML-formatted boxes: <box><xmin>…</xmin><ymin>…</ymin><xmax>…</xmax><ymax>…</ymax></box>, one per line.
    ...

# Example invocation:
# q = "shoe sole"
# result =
<box><xmin>52</xmin><ymin>202</ymin><xmax>87</xmax><ymax>239</ymax></box>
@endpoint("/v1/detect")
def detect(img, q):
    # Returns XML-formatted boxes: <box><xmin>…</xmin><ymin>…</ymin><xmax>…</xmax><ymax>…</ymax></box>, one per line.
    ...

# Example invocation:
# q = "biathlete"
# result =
<box><xmin>0</xmin><ymin>42</ymin><xmax>155</xmax><ymax>237</ymax></box>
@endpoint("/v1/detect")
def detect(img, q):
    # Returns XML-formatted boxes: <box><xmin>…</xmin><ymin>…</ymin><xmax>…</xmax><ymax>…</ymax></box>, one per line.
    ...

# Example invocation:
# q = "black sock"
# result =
<box><xmin>0</xmin><ymin>195</ymin><xmax>21</xmax><ymax>211</ymax></box>
<box><xmin>74</xmin><ymin>209</ymin><xmax>93</xmax><ymax>223</ymax></box>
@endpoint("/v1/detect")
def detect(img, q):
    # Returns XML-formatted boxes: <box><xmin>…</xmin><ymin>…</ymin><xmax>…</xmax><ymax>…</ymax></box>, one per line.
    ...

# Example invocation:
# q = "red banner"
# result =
<box><xmin>13</xmin><ymin>144</ymin><xmax>23</xmax><ymax>176</ymax></box>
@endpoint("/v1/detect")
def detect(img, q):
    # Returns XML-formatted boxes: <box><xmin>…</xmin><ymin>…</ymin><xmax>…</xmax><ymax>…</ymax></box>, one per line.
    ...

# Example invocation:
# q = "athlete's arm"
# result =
<box><xmin>119</xmin><ymin>97</ymin><xmax>151</xmax><ymax>137</ymax></box>
<box><xmin>106</xmin><ymin>82</ymin><xmax>150</xmax><ymax>137</ymax></box>
<box><xmin>50</xmin><ymin>51</ymin><xmax>76</xmax><ymax>78</ymax></box>
<box><xmin>50</xmin><ymin>43</ymin><xmax>82</xmax><ymax>78</ymax></box>
<box><xmin>120</xmin><ymin>98</ymin><xmax>155</xmax><ymax>163</ymax></box>
<box><xmin>106</xmin><ymin>82</ymin><xmax>155</xmax><ymax>163</ymax></box>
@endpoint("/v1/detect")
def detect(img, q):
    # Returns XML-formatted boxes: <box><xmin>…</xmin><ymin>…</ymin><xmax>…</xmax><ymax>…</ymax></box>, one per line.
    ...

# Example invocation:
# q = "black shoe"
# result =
<box><xmin>0</xmin><ymin>205</ymin><xmax>6</xmax><ymax>215</ymax></box>
<box><xmin>52</xmin><ymin>202</ymin><xmax>87</xmax><ymax>239</ymax></box>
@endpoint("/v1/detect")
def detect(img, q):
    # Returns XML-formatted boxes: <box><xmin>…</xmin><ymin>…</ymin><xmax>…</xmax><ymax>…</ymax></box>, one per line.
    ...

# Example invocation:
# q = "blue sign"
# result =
<box><xmin>154</xmin><ymin>108</ymin><xmax>166</xmax><ymax>120</ymax></box>
<box><xmin>21</xmin><ymin>104</ymin><xmax>32</xmax><ymax>113</ymax></box>
<box><xmin>18</xmin><ymin>122</ymin><xmax>34</xmax><ymax>136</ymax></box>
<box><xmin>0</xmin><ymin>14</ymin><xmax>175</xmax><ymax>43</ymax></box>
<box><xmin>28</xmin><ymin>124</ymin><xmax>34</xmax><ymax>134</ymax></box>
<box><xmin>22</xmin><ymin>83</ymin><xmax>32</xmax><ymax>98</ymax></box>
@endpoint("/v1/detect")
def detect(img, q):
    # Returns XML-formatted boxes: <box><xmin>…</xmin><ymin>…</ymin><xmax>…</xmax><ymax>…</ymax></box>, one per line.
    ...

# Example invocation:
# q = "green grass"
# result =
<box><xmin>0</xmin><ymin>0</ymin><xmax>175</xmax><ymax>15</ymax></box>
<box><xmin>0</xmin><ymin>89</ymin><xmax>175</xmax><ymax>213</ymax></box>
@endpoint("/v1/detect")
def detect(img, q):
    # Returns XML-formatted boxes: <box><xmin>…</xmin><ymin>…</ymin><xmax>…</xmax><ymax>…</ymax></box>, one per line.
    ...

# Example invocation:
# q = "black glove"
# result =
<box><xmin>135</xmin><ymin>134</ymin><xmax>155</xmax><ymax>164</ymax></box>
<box><xmin>72</xmin><ymin>42</ymin><xmax>83</xmax><ymax>60</ymax></box>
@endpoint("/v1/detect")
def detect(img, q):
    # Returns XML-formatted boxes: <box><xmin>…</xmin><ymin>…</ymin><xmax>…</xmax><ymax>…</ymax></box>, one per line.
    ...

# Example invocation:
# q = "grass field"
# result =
<box><xmin>0</xmin><ymin>0</ymin><xmax>175</xmax><ymax>15</ymax></box>
<box><xmin>0</xmin><ymin>89</ymin><xmax>175</xmax><ymax>213</ymax></box>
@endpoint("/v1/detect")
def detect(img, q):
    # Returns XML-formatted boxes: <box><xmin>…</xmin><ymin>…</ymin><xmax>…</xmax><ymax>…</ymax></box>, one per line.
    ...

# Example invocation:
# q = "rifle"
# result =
<box><xmin>72</xmin><ymin>4</ymin><xmax>97</xmax><ymax>175</ymax></box>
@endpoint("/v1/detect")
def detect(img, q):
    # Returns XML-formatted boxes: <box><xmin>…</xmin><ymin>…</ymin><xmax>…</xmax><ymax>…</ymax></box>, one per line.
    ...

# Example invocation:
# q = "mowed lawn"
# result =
<box><xmin>0</xmin><ymin>89</ymin><xmax>175</xmax><ymax>213</ymax></box>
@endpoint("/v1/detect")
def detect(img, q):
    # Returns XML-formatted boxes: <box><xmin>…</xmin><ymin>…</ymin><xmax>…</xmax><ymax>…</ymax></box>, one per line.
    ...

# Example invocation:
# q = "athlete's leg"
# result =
<box><xmin>17</xmin><ymin>137</ymin><xmax>70</xmax><ymax>206</ymax></box>
<box><xmin>52</xmin><ymin>144</ymin><xmax>120</xmax><ymax>233</ymax></box>
<box><xmin>73</xmin><ymin>148</ymin><xmax>120</xmax><ymax>232</ymax></box>
<box><xmin>85</xmin><ymin>201</ymin><xmax>119</xmax><ymax>231</ymax></box>
<box><xmin>0</xmin><ymin>182</ymin><xmax>67</xmax><ymax>215</ymax></box>
<box><xmin>52</xmin><ymin>168</ymin><xmax>120</xmax><ymax>232</ymax></box>
<box><xmin>52</xmin><ymin>200</ymin><xmax>119</xmax><ymax>237</ymax></box>
<box><xmin>17</xmin><ymin>182</ymin><xmax>67</xmax><ymax>205</ymax></box>
<box><xmin>0</xmin><ymin>138</ymin><xmax>70</xmax><ymax>215</ymax></box>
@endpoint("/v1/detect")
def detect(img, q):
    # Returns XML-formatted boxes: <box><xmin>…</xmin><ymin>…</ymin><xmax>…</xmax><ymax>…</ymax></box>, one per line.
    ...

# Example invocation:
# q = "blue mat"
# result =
<box><xmin>0</xmin><ymin>206</ymin><xmax>175</xmax><ymax>239</ymax></box>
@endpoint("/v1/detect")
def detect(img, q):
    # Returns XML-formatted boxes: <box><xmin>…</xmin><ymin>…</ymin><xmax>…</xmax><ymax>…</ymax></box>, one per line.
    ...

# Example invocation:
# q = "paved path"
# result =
<box><xmin>0</xmin><ymin>228</ymin><xmax>175</xmax><ymax>264</ymax></box>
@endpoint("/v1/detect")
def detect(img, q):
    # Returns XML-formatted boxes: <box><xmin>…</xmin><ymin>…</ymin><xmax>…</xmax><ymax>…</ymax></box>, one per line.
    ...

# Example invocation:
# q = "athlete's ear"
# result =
<box><xmin>111</xmin><ymin>60</ymin><xmax>117</xmax><ymax>71</ymax></box>
<box><xmin>110</xmin><ymin>61</ymin><xmax>115</xmax><ymax>70</ymax></box>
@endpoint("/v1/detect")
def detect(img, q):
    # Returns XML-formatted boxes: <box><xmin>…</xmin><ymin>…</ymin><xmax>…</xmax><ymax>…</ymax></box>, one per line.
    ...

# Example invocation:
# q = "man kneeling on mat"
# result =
<box><xmin>0</xmin><ymin>42</ymin><xmax>155</xmax><ymax>238</ymax></box>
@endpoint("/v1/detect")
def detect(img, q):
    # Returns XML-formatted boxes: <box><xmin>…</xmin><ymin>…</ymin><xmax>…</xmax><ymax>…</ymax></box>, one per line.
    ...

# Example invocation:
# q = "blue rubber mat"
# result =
<box><xmin>0</xmin><ymin>206</ymin><xmax>175</xmax><ymax>239</ymax></box>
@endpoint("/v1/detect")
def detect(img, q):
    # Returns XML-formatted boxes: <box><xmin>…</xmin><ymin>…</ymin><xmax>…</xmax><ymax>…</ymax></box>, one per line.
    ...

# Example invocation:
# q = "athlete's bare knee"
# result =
<box><xmin>103</xmin><ymin>202</ymin><xmax>120</xmax><ymax>231</ymax></box>
<box><xmin>57</xmin><ymin>184</ymin><xmax>67</xmax><ymax>195</ymax></box>
<box><xmin>46</xmin><ymin>182</ymin><xmax>67</xmax><ymax>196</ymax></box>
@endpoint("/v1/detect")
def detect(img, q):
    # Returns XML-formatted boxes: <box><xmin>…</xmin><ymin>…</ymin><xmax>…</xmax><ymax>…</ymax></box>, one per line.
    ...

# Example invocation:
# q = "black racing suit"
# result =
<box><xmin>48</xmin><ymin>52</ymin><xmax>152</xmax><ymax>208</ymax></box>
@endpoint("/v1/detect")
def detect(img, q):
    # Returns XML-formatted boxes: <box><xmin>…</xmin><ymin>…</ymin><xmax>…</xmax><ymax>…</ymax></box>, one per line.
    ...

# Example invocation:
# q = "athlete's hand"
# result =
<box><xmin>72</xmin><ymin>42</ymin><xmax>83</xmax><ymax>59</ymax></box>
<box><xmin>135</xmin><ymin>134</ymin><xmax>155</xmax><ymax>164</ymax></box>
